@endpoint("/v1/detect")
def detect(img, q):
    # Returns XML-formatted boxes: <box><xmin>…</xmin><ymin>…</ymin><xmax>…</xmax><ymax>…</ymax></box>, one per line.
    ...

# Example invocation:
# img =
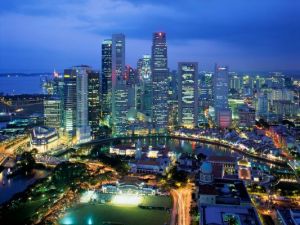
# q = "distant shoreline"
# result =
<box><xmin>0</xmin><ymin>73</ymin><xmax>52</xmax><ymax>77</ymax></box>
<box><xmin>1</xmin><ymin>71</ymin><xmax>300</xmax><ymax>77</ymax></box>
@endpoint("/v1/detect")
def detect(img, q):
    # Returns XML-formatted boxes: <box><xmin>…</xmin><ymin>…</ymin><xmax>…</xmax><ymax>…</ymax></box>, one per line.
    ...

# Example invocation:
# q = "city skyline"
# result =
<box><xmin>0</xmin><ymin>0</ymin><xmax>300</xmax><ymax>72</ymax></box>
<box><xmin>0</xmin><ymin>1</ymin><xmax>300</xmax><ymax>225</ymax></box>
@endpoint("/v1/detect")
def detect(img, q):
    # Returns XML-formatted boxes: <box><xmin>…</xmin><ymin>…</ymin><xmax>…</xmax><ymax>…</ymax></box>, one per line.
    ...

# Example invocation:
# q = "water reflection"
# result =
<box><xmin>0</xmin><ymin>169</ymin><xmax>48</xmax><ymax>204</ymax></box>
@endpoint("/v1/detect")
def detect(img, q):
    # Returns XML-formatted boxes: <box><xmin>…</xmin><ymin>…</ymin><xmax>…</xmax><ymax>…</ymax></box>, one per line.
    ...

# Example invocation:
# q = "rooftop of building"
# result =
<box><xmin>31</xmin><ymin>126</ymin><xmax>58</xmax><ymax>140</ymax></box>
<box><xmin>277</xmin><ymin>209</ymin><xmax>300</xmax><ymax>225</ymax></box>
<box><xmin>207</xmin><ymin>155</ymin><xmax>237</xmax><ymax>164</ymax></box>
<box><xmin>200</xmin><ymin>204</ymin><xmax>261</xmax><ymax>225</ymax></box>
<box><xmin>200</xmin><ymin>161</ymin><xmax>213</xmax><ymax>174</ymax></box>
<box><xmin>198</xmin><ymin>178</ymin><xmax>251</xmax><ymax>203</ymax></box>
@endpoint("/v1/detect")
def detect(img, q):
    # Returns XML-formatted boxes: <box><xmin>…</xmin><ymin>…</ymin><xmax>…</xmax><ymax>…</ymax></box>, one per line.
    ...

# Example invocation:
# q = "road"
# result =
<box><xmin>171</xmin><ymin>186</ymin><xmax>192</xmax><ymax>225</ymax></box>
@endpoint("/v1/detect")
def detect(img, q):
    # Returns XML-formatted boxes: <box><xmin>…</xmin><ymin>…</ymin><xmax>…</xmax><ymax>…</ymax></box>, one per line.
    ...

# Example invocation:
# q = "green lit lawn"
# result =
<box><xmin>141</xmin><ymin>195</ymin><xmax>172</xmax><ymax>208</ymax></box>
<box><xmin>59</xmin><ymin>196</ymin><xmax>172</xmax><ymax>225</ymax></box>
<box><xmin>2</xmin><ymin>198</ymin><xmax>48</xmax><ymax>224</ymax></box>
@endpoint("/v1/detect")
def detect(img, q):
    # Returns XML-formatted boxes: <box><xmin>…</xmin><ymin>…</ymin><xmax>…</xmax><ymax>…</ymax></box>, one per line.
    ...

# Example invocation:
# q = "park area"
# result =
<box><xmin>59</xmin><ymin>195</ymin><xmax>172</xmax><ymax>225</ymax></box>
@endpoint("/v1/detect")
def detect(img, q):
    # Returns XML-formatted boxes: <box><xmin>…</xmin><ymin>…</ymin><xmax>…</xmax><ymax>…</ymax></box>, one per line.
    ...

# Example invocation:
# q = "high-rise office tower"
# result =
<box><xmin>151</xmin><ymin>32</ymin><xmax>169</xmax><ymax>131</ymax></box>
<box><xmin>199</xmin><ymin>72</ymin><xmax>213</xmax><ymax>103</ymax></box>
<box><xmin>124</xmin><ymin>65</ymin><xmax>136</xmax><ymax>86</ymax></box>
<box><xmin>63</xmin><ymin>68</ymin><xmax>77</xmax><ymax>136</ymax></box>
<box><xmin>75</xmin><ymin>66</ymin><xmax>92</xmax><ymax>143</ymax></box>
<box><xmin>44</xmin><ymin>97</ymin><xmax>62</xmax><ymax>130</ymax></box>
<box><xmin>178</xmin><ymin>62</ymin><xmax>199</xmax><ymax>128</ymax></box>
<box><xmin>137</xmin><ymin>55</ymin><xmax>152</xmax><ymax>117</ymax></box>
<box><xmin>168</xmin><ymin>70</ymin><xmax>179</xmax><ymax>130</ymax></box>
<box><xmin>256</xmin><ymin>92</ymin><xmax>269</xmax><ymax>120</ymax></box>
<box><xmin>124</xmin><ymin>65</ymin><xmax>136</xmax><ymax>109</ymax></box>
<box><xmin>230</xmin><ymin>74</ymin><xmax>241</xmax><ymax>92</ymax></box>
<box><xmin>88</xmin><ymin>70</ymin><xmax>100</xmax><ymax>138</ymax></box>
<box><xmin>213</xmin><ymin>65</ymin><xmax>231</xmax><ymax>128</ymax></box>
<box><xmin>213</xmin><ymin>65</ymin><xmax>229</xmax><ymax>110</ymax></box>
<box><xmin>101</xmin><ymin>39</ymin><xmax>112</xmax><ymax>118</ymax></box>
<box><xmin>111</xmin><ymin>34</ymin><xmax>127</xmax><ymax>135</ymax></box>
<box><xmin>114</xmin><ymin>80</ymin><xmax>129</xmax><ymax>135</ymax></box>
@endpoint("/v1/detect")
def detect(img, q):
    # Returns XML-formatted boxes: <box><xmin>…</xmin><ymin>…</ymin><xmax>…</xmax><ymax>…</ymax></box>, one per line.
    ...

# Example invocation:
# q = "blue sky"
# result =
<box><xmin>0</xmin><ymin>0</ymin><xmax>299</xmax><ymax>72</ymax></box>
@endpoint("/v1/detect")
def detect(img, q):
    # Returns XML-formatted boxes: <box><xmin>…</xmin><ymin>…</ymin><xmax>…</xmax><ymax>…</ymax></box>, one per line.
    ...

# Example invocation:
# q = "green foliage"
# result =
<box><xmin>166</xmin><ymin>166</ymin><xmax>188</xmax><ymax>187</ymax></box>
<box><xmin>94</xmin><ymin>152</ymin><xmax>129</xmax><ymax>174</ymax></box>
<box><xmin>52</xmin><ymin>162</ymin><xmax>87</xmax><ymax>185</ymax></box>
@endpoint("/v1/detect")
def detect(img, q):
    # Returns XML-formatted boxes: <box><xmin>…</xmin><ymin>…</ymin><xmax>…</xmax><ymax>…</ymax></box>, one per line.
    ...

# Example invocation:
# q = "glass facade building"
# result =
<box><xmin>88</xmin><ymin>70</ymin><xmax>100</xmax><ymax>138</ymax></box>
<box><xmin>137</xmin><ymin>55</ymin><xmax>152</xmax><ymax>117</ymax></box>
<box><xmin>63</xmin><ymin>68</ymin><xmax>77</xmax><ymax>136</ymax></box>
<box><xmin>112</xmin><ymin>34</ymin><xmax>127</xmax><ymax>135</ymax></box>
<box><xmin>151</xmin><ymin>32</ymin><xmax>169</xmax><ymax>132</ymax></box>
<box><xmin>101</xmin><ymin>39</ymin><xmax>112</xmax><ymax>118</ymax></box>
<box><xmin>178</xmin><ymin>62</ymin><xmax>199</xmax><ymax>128</ymax></box>
<box><xmin>75</xmin><ymin>66</ymin><xmax>91</xmax><ymax>143</ymax></box>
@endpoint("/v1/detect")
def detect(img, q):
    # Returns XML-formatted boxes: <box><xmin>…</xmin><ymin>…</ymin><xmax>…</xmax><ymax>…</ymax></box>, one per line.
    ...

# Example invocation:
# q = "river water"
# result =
<box><xmin>0</xmin><ymin>169</ymin><xmax>49</xmax><ymax>204</ymax></box>
<box><xmin>89</xmin><ymin>136</ymin><xmax>274</xmax><ymax>171</ymax></box>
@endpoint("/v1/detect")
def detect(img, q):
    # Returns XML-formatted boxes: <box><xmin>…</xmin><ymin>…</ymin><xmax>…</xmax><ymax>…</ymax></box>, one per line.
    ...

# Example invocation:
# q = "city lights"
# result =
<box><xmin>80</xmin><ymin>190</ymin><xmax>97</xmax><ymax>203</ymax></box>
<box><xmin>0</xmin><ymin>1</ymin><xmax>299</xmax><ymax>224</ymax></box>
<box><xmin>112</xmin><ymin>194</ymin><xmax>142</xmax><ymax>206</ymax></box>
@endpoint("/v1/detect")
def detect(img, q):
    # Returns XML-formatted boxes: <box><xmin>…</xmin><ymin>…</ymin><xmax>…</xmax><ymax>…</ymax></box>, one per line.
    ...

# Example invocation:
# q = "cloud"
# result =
<box><xmin>0</xmin><ymin>0</ymin><xmax>299</xmax><ymax>72</ymax></box>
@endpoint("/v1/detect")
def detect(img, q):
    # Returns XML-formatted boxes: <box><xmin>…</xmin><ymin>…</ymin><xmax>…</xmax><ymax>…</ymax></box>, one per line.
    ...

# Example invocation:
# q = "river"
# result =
<box><xmin>0</xmin><ymin>168</ymin><xmax>49</xmax><ymax>204</ymax></box>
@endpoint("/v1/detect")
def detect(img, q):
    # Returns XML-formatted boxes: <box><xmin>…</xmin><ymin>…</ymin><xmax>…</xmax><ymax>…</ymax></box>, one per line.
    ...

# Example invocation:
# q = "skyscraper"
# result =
<box><xmin>178</xmin><ymin>62</ymin><xmax>199</xmax><ymax>128</ymax></box>
<box><xmin>63</xmin><ymin>68</ymin><xmax>77</xmax><ymax>136</ymax></box>
<box><xmin>75</xmin><ymin>66</ymin><xmax>91</xmax><ymax>143</ymax></box>
<box><xmin>88</xmin><ymin>70</ymin><xmax>100</xmax><ymax>138</ymax></box>
<box><xmin>101</xmin><ymin>39</ymin><xmax>112</xmax><ymax>118</ymax></box>
<box><xmin>44</xmin><ymin>97</ymin><xmax>62</xmax><ymax>130</ymax></box>
<box><xmin>230</xmin><ymin>74</ymin><xmax>241</xmax><ymax>92</ymax></box>
<box><xmin>124</xmin><ymin>65</ymin><xmax>136</xmax><ymax>109</ymax></box>
<box><xmin>213</xmin><ymin>65</ymin><xmax>229</xmax><ymax>110</ymax></box>
<box><xmin>137</xmin><ymin>55</ymin><xmax>152</xmax><ymax>117</ymax></box>
<box><xmin>256</xmin><ymin>92</ymin><xmax>269</xmax><ymax>120</ymax></box>
<box><xmin>151</xmin><ymin>32</ymin><xmax>169</xmax><ymax>132</ymax></box>
<box><xmin>114</xmin><ymin>80</ymin><xmax>129</xmax><ymax>135</ymax></box>
<box><xmin>213</xmin><ymin>65</ymin><xmax>231</xmax><ymax>128</ymax></box>
<box><xmin>111</xmin><ymin>34</ymin><xmax>128</xmax><ymax>135</ymax></box>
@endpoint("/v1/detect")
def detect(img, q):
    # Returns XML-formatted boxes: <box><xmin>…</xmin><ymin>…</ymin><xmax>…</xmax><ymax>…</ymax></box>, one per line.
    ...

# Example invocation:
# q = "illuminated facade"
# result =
<box><xmin>151</xmin><ymin>32</ymin><xmax>169</xmax><ymax>132</ymax></box>
<box><xmin>75</xmin><ymin>66</ymin><xmax>91</xmax><ymax>143</ymax></box>
<box><xmin>178</xmin><ymin>62</ymin><xmax>198</xmax><ymax>128</ymax></box>
<box><xmin>124</xmin><ymin>65</ymin><xmax>136</xmax><ymax>109</ymax></box>
<box><xmin>256</xmin><ymin>92</ymin><xmax>269</xmax><ymax>120</ymax></box>
<box><xmin>114</xmin><ymin>80</ymin><xmax>129</xmax><ymax>135</ymax></box>
<box><xmin>30</xmin><ymin>126</ymin><xmax>59</xmax><ymax>153</ymax></box>
<box><xmin>137</xmin><ymin>55</ymin><xmax>152</xmax><ymax>117</ymax></box>
<box><xmin>213</xmin><ymin>65</ymin><xmax>231</xmax><ymax>126</ymax></box>
<box><xmin>230</xmin><ymin>74</ymin><xmax>241</xmax><ymax>92</ymax></box>
<box><xmin>101</xmin><ymin>39</ymin><xmax>112</xmax><ymax>118</ymax></box>
<box><xmin>44</xmin><ymin>98</ymin><xmax>62</xmax><ymax>130</ymax></box>
<box><xmin>216</xmin><ymin>108</ymin><xmax>232</xmax><ymax>129</ymax></box>
<box><xmin>213</xmin><ymin>65</ymin><xmax>229</xmax><ymax>110</ymax></box>
<box><xmin>200</xmin><ymin>72</ymin><xmax>213</xmax><ymax>102</ymax></box>
<box><xmin>63</xmin><ymin>69</ymin><xmax>77</xmax><ymax>135</ymax></box>
<box><xmin>237</xmin><ymin>105</ymin><xmax>256</xmax><ymax>127</ymax></box>
<box><xmin>88</xmin><ymin>70</ymin><xmax>100</xmax><ymax>138</ymax></box>
<box><xmin>112</xmin><ymin>34</ymin><xmax>127</xmax><ymax>135</ymax></box>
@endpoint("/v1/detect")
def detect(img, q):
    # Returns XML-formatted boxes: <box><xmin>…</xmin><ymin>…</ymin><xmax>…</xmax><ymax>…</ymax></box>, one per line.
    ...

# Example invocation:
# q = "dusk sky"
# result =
<box><xmin>0</xmin><ymin>0</ymin><xmax>299</xmax><ymax>73</ymax></box>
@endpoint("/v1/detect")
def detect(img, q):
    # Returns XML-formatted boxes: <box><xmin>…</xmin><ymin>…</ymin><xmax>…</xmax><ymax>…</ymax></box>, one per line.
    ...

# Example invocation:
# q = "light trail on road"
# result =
<box><xmin>171</xmin><ymin>186</ymin><xmax>192</xmax><ymax>225</ymax></box>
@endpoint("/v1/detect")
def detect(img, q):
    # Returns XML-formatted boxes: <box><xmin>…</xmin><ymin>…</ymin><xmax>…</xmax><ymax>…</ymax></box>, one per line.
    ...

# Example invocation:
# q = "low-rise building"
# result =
<box><xmin>129</xmin><ymin>157</ymin><xmax>171</xmax><ymax>175</ymax></box>
<box><xmin>277</xmin><ymin>209</ymin><xmax>300</xmax><ymax>225</ymax></box>
<box><xmin>30</xmin><ymin>126</ymin><xmax>59</xmax><ymax>153</ymax></box>
<box><xmin>200</xmin><ymin>204</ymin><xmax>262</xmax><ymax>225</ymax></box>
<box><xmin>198</xmin><ymin>161</ymin><xmax>261</xmax><ymax>225</ymax></box>
<box><xmin>238</xmin><ymin>105</ymin><xmax>256</xmax><ymax>128</ymax></box>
